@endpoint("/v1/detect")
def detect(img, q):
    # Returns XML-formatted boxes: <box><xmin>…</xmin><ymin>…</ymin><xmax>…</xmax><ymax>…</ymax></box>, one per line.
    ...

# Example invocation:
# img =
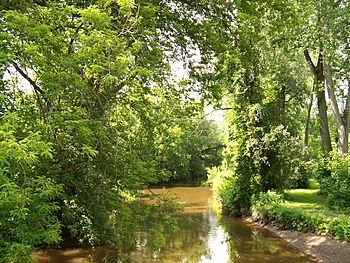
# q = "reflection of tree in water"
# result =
<box><xmin>111</xmin><ymin>211</ymin><xmax>316</xmax><ymax>263</ymax></box>
<box><xmin>103</xmin><ymin>201</ymin><xmax>312</xmax><ymax>263</ymax></box>
<box><xmin>33</xmin><ymin>188</ymin><xmax>315</xmax><ymax>263</ymax></box>
<box><xmin>152</xmin><ymin>213</ymin><xmax>212</xmax><ymax>262</ymax></box>
<box><xmin>95</xmin><ymin>212</ymin><xmax>212</xmax><ymax>263</ymax></box>
<box><xmin>250</xmin><ymin>230</ymin><xmax>281</xmax><ymax>255</ymax></box>
<box><xmin>217</xmin><ymin>216</ymin><xmax>315</xmax><ymax>263</ymax></box>
<box><xmin>219</xmin><ymin>217</ymin><xmax>281</xmax><ymax>257</ymax></box>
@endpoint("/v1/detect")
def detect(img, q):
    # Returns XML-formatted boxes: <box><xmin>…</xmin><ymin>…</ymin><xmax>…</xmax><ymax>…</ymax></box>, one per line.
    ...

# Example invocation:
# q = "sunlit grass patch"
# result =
<box><xmin>308</xmin><ymin>178</ymin><xmax>320</xmax><ymax>190</ymax></box>
<box><xmin>251</xmin><ymin>186</ymin><xmax>350</xmax><ymax>242</ymax></box>
<box><xmin>285</xmin><ymin>189</ymin><xmax>325</xmax><ymax>210</ymax></box>
<box><xmin>284</xmin><ymin>188</ymin><xmax>349</xmax><ymax>218</ymax></box>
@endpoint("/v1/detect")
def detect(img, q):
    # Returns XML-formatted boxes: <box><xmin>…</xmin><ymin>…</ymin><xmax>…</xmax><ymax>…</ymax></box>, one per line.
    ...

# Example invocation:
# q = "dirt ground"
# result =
<box><xmin>257</xmin><ymin>222</ymin><xmax>350</xmax><ymax>263</ymax></box>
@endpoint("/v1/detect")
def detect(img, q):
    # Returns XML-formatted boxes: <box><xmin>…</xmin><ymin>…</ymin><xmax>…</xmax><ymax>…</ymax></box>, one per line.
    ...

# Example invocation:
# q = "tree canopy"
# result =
<box><xmin>1</xmin><ymin>0</ymin><xmax>350</xmax><ymax>261</ymax></box>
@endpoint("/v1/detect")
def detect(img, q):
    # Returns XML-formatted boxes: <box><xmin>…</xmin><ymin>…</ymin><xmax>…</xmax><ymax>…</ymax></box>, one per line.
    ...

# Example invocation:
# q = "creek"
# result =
<box><xmin>32</xmin><ymin>186</ymin><xmax>316</xmax><ymax>263</ymax></box>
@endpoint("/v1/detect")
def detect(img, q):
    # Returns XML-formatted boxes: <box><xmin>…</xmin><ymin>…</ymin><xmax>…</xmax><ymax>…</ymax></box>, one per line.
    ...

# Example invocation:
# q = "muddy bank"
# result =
<box><xmin>246</xmin><ymin>218</ymin><xmax>350</xmax><ymax>263</ymax></box>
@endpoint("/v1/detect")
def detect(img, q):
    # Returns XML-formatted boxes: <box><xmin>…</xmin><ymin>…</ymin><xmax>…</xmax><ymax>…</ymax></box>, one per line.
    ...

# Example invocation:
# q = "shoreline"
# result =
<box><xmin>246</xmin><ymin>218</ymin><xmax>350</xmax><ymax>263</ymax></box>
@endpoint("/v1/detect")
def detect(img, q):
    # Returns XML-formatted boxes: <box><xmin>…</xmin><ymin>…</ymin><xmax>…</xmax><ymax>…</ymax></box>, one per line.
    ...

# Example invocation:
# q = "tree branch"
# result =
<box><xmin>303</xmin><ymin>49</ymin><xmax>317</xmax><ymax>76</ymax></box>
<box><xmin>304</xmin><ymin>81</ymin><xmax>314</xmax><ymax>147</ymax></box>
<box><xmin>11</xmin><ymin>61</ymin><xmax>44</xmax><ymax>94</ymax></box>
<box><xmin>200</xmin><ymin>107</ymin><xmax>232</xmax><ymax>120</ymax></box>
<box><xmin>344</xmin><ymin>85</ymin><xmax>350</xmax><ymax>134</ymax></box>
<box><xmin>68</xmin><ymin>22</ymin><xmax>84</xmax><ymax>54</ymax></box>
<box><xmin>344</xmin><ymin>87</ymin><xmax>350</xmax><ymax>114</ymax></box>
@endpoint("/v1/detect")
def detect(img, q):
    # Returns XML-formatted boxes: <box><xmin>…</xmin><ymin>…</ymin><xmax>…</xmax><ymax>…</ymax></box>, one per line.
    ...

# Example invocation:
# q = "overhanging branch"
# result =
<box><xmin>201</xmin><ymin>107</ymin><xmax>232</xmax><ymax>119</ymax></box>
<box><xmin>11</xmin><ymin>61</ymin><xmax>44</xmax><ymax>94</ymax></box>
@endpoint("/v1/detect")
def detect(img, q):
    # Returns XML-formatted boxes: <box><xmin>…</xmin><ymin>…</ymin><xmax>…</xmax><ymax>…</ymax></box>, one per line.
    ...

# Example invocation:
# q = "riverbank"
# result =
<box><xmin>248</xmin><ymin>188</ymin><xmax>350</xmax><ymax>263</ymax></box>
<box><xmin>247</xmin><ymin>218</ymin><xmax>350</xmax><ymax>263</ymax></box>
<box><xmin>251</xmin><ymin>189</ymin><xmax>350</xmax><ymax>241</ymax></box>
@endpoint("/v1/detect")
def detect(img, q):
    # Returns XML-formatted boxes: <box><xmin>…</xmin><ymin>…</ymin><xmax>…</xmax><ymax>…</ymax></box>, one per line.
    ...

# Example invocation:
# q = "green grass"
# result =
<box><xmin>284</xmin><ymin>186</ymin><xmax>348</xmax><ymax>218</ymax></box>
<box><xmin>284</xmin><ymin>179</ymin><xmax>324</xmax><ymax>209</ymax></box>
<box><xmin>251</xmin><ymin>181</ymin><xmax>350</xmax><ymax>242</ymax></box>
<box><xmin>308</xmin><ymin>178</ymin><xmax>320</xmax><ymax>190</ymax></box>
<box><xmin>285</xmin><ymin>189</ymin><xmax>325</xmax><ymax>210</ymax></box>
<box><xmin>286</xmin><ymin>189</ymin><xmax>324</xmax><ymax>205</ymax></box>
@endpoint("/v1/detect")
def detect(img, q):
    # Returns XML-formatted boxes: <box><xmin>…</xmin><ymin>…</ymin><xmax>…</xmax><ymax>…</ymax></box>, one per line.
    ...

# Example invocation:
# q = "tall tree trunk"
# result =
<box><xmin>304</xmin><ymin>83</ymin><xmax>314</xmax><ymax>147</ymax></box>
<box><xmin>343</xmin><ymin>86</ymin><xmax>350</xmax><ymax>153</ymax></box>
<box><xmin>304</xmin><ymin>49</ymin><xmax>332</xmax><ymax>158</ymax></box>
<box><xmin>316</xmin><ymin>83</ymin><xmax>332</xmax><ymax>157</ymax></box>
<box><xmin>324</xmin><ymin>64</ymin><xmax>350</xmax><ymax>155</ymax></box>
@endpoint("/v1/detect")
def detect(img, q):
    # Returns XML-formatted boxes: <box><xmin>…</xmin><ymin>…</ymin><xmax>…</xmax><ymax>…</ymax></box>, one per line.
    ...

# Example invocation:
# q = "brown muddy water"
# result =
<box><xmin>32</xmin><ymin>187</ymin><xmax>317</xmax><ymax>263</ymax></box>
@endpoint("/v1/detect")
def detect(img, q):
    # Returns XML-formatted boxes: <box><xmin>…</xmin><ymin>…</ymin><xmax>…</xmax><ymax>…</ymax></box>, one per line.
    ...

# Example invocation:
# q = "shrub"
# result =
<box><xmin>251</xmin><ymin>191</ymin><xmax>284</xmax><ymax>207</ymax></box>
<box><xmin>287</xmin><ymin>166</ymin><xmax>310</xmax><ymax>189</ymax></box>
<box><xmin>251</xmin><ymin>191</ymin><xmax>284</xmax><ymax>222</ymax></box>
<box><xmin>328</xmin><ymin>216</ymin><xmax>350</xmax><ymax>241</ymax></box>
<box><xmin>0</xmin><ymin>121</ymin><xmax>62</xmax><ymax>262</ymax></box>
<box><xmin>322</xmin><ymin>154</ymin><xmax>350</xmax><ymax>209</ymax></box>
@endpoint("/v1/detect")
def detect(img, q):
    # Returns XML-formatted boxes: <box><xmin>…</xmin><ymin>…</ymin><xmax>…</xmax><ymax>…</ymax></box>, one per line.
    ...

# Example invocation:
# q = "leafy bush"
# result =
<box><xmin>251</xmin><ymin>191</ymin><xmax>284</xmax><ymax>207</ymax></box>
<box><xmin>220</xmin><ymin>108</ymin><xmax>307</xmax><ymax>216</ymax></box>
<box><xmin>251</xmin><ymin>191</ymin><xmax>284</xmax><ymax>223</ymax></box>
<box><xmin>218</xmin><ymin>159</ymin><xmax>256</xmax><ymax>216</ymax></box>
<box><xmin>287</xmin><ymin>165</ymin><xmax>310</xmax><ymax>189</ymax></box>
<box><xmin>322</xmin><ymin>154</ymin><xmax>350</xmax><ymax>209</ymax></box>
<box><xmin>328</xmin><ymin>216</ymin><xmax>350</xmax><ymax>241</ymax></box>
<box><xmin>0</xmin><ymin>120</ymin><xmax>63</xmax><ymax>262</ymax></box>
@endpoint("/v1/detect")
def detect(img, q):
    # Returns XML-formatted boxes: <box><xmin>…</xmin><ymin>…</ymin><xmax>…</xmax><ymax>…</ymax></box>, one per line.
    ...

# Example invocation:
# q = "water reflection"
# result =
<box><xmin>33</xmin><ymin>187</ymin><xmax>316</xmax><ymax>263</ymax></box>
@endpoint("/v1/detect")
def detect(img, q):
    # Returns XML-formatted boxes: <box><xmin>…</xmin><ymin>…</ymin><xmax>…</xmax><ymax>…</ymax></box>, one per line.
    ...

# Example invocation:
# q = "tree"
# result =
<box><xmin>209</xmin><ymin>0</ymin><xmax>311</xmax><ymax>215</ymax></box>
<box><xmin>0</xmin><ymin>0</ymin><xmax>229</xmax><ymax>259</ymax></box>
<box><xmin>304</xmin><ymin>49</ymin><xmax>333</xmax><ymax>157</ymax></box>
<box><xmin>301</xmin><ymin>0</ymin><xmax>350</xmax><ymax>156</ymax></box>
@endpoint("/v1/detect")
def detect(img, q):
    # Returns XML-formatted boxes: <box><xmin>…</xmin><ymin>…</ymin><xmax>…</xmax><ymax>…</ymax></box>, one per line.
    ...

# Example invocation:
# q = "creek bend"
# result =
<box><xmin>32</xmin><ymin>186</ymin><xmax>316</xmax><ymax>263</ymax></box>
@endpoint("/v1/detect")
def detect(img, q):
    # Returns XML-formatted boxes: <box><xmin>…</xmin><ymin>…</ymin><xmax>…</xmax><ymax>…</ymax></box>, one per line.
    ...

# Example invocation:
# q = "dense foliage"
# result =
<box><xmin>0</xmin><ymin>0</ymin><xmax>225</xmax><ymax>260</ymax></box>
<box><xmin>1</xmin><ymin>0</ymin><xmax>350</xmax><ymax>260</ymax></box>
<box><xmin>321</xmin><ymin>154</ymin><xmax>350</xmax><ymax>209</ymax></box>
<box><xmin>210</xmin><ymin>0</ymin><xmax>310</xmax><ymax>216</ymax></box>
<box><xmin>208</xmin><ymin>0</ymin><xmax>350</xmax><ymax>217</ymax></box>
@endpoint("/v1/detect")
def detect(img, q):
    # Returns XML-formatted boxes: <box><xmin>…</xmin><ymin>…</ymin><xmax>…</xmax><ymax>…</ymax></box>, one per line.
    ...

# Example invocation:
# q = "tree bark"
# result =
<box><xmin>344</xmin><ymin>88</ymin><xmax>350</xmax><ymax>154</ymax></box>
<box><xmin>304</xmin><ymin>83</ymin><xmax>314</xmax><ymax>147</ymax></box>
<box><xmin>304</xmin><ymin>49</ymin><xmax>332</xmax><ymax>158</ymax></box>
<box><xmin>324</xmin><ymin>64</ymin><xmax>349</xmax><ymax>155</ymax></box>
<box><xmin>316</xmin><ymin>83</ymin><xmax>332</xmax><ymax>157</ymax></box>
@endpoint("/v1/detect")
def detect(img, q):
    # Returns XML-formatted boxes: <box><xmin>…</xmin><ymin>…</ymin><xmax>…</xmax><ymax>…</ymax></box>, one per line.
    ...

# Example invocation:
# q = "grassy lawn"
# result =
<box><xmin>285</xmin><ymin>189</ymin><xmax>325</xmax><ymax>210</ymax></box>
<box><xmin>284</xmin><ymin>181</ymin><xmax>349</xmax><ymax>217</ymax></box>
<box><xmin>252</xmin><ymin>180</ymin><xmax>350</xmax><ymax>242</ymax></box>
